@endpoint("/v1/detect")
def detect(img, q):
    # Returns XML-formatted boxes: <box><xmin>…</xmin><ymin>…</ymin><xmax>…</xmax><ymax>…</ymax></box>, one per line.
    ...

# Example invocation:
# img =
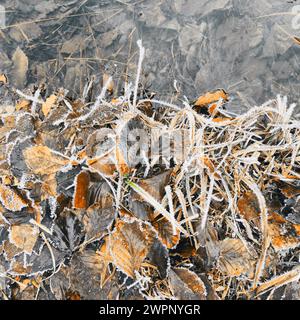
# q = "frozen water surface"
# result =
<box><xmin>0</xmin><ymin>0</ymin><xmax>300</xmax><ymax>112</ymax></box>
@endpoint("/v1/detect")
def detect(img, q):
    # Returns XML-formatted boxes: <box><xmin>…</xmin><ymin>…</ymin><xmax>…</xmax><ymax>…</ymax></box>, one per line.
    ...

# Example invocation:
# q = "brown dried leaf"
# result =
<box><xmin>0</xmin><ymin>185</ymin><xmax>27</xmax><ymax>211</ymax></box>
<box><xmin>98</xmin><ymin>239</ymin><xmax>114</xmax><ymax>287</ymax></box>
<box><xmin>41</xmin><ymin>173</ymin><xmax>57</xmax><ymax>198</ymax></box>
<box><xmin>23</xmin><ymin>145</ymin><xmax>69</xmax><ymax>175</ymax></box>
<box><xmin>11</xmin><ymin>47</ymin><xmax>28</xmax><ymax>88</ymax></box>
<box><xmin>16</xmin><ymin>99</ymin><xmax>31</xmax><ymax>111</ymax></box>
<box><xmin>87</xmin><ymin>156</ymin><xmax>116</xmax><ymax>177</ymax></box>
<box><xmin>109</xmin><ymin>219</ymin><xmax>156</xmax><ymax>278</ymax></box>
<box><xmin>237</xmin><ymin>191</ymin><xmax>260</xmax><ymax>228</ymax></box>
<box><xmin>217</xmin><ymin>238</ymin><xmax>255</xmax><ymax>277</ymax></box>
<box><xmin>278</xmin><ymin>181</ymin><xmax>300</xmax><ymax>199</ymax></box>
<box><xmin>10</xmin><ymin>224</ymin><xmax>39</xmax><ymax>254</ymax></box>
<box><xmin>103</xmin><ymin>73</ymin><xmax>114</xmax><ymax>93</ymax></box>
<box><xmin>83</xmin><ymin>200</ymin><xmax>115</xmax><ymax>240</ymax></box>
<box><xmin>169</xmin><ymin>268</ymin><xmax>207</xmax><ymax>300</ymax></box>
<box><xmin>73</xmin><ymin>171</ymin><xmax>90</xmax><ymax>209</ymax></box>
<box><xmin>0</xmin><ymin>74</ymin><xmax>8</xmax><ymax>84</ymax></box>
<box><xmin>268</xmin><ymin>212</ymin><xmax>300</xmax><ymax>252</ymax></box>
<box><xmin>152</xmin><ymin>217</ymin><xmax>180</xmax><ymax>249</ymax></box>
<box><xmin>194</xmin><ymin>89</ymin><xmax>228</xmax><ymax>107</ymax></box>
<box><xmin>42</xmin><ymin>94</ymin><xmax>57</xmax><ymax>116</ymax></box>
<box><xmin>115</xmin><ymin>145</ymin><xmax>131</xmax><ymax>176</ymax></box>
<box><xmin>132</xmin><ymin>170</ymin><xmax>172</xmax><ymax>202</ymax></box>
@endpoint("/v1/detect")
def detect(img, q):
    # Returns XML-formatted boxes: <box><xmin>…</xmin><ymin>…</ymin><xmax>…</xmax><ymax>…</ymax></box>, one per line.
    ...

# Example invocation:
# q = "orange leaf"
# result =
<box><xmin>73</xmin><ymin>171</ymin><xmax>90</xmax><ymax>209</ymax></box>
<box><xmin>194</xmin><ymin>89</ymin><xmax>228</xmax><ymax>107</ymax></box>
<box><xmin>42</xmin><ymin>94</ymin><xmax>57</xmax><ymax>116</ymax></box>
<box><xmin>23</xmin><ymin>145</ymin><xmax>69</xmax><ymax>175</ymax></box>
<box><xmin>268</xmin><ymin>212</ymin><xmax>300</xmax><ymax>251</ymax></box>
<box><xmin>103</xmin><ymin>73</ymin><xmax>114</xmax><ymax>93</ymax></box>
<box><xmin>237</xmin><ymin>191</ymin><xmax>261</xmax><ymax>228</ymax></box>
<box><xmin>10</xmin><ymin>224</ymin><xmax>39</xmax><ymax>254</ymax></box>
<box><xmin>0</xmin><ymin>185</ymin><xmax>27</xmax><ymax>212</ymax></box>
<box><xmin>0</xmin><ymin>74</ymin><xmax>8</xmax><ymax>84</ymax></box>
<box><xmin>16</xmin><ymin>99</ymin><xmax>31</xmax><ymax>111</ymax></box>
<box><xmin>152</xmin><ymin>217</ymin><xmax>180</xmax><ymax>249</ymax></box>
<box><xmin>109</xmin><ymin>219</ymin><xmax>156</xmax><ymax>278</ymax></box>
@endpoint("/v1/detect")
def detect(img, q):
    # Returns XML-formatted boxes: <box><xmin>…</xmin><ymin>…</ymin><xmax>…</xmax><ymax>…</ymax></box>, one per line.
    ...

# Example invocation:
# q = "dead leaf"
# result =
<box><xmin>147</xmin><ymin>239</ymin><xmax>170</xmax><ymax>278</ymax></box>
<box><xmin>42</xmin><ymin>94</ymin><xmax>57</xmax><ymax>116</ymax></box>
<box><xmin>98</xmin><ymin>239</ymin><xmax>114</xmax><ymax>287</ymax></box>
<box><xmin>16</xmin><ymin>100</ymin><xmax>31</xmax><ymax>111</ymax></box>
<box><xmin>194</xmin><ymin>89</ymin><xmax>228</xmax><ymax>107</ymax></box>
<box><xmin>132</xmin><ymin>170</ymin><xmax>172</xmax><ymax>202</ymax></box>
<box><xmin>0</xmin><ymin>74</ymin><xmax>8</xmax><ymax>84</ymax></box>
<box><xmin>217</xmin><ymin>238</ymin><xmax>255</xmax><ymax>277</ymax></box>
<box><xmin>87</xmin><ymin>156</ymin><xmax>116</xmax><ymax>177</ymax></box>
<box><xmin>83</xmin><ymin>187</ymin><xmax>115</xmax><ymax>239</ymax></box>
<box><xmin>211</xmin><ymin>117</ymin><xmax>232</xmax><ymax>122</ymax></box>
<box><xmin>41</xmin><ymin>173</ymin><xmax>57</xmax><ymax>198</ymax></box>
<box><xmin>103</xmin><ymin>73</ymin><xmax>114</xmax><ymax>93</ymax></box>
<box><xmin>23</xmin><ymin>145</ymin><xmax>69</xmax><ymax>175</ymax></box>
<box><xmin>108</xmin><ymin>219</ymin><xmax>156</xmax><ymax>278</ymax></box>
<box><xmin>10</xmin><ymin>224</ymin><xmax>39</xmax><ymax>254</ymax></box>
<box><xmin>11</xmin><ymin>47</ymin><xmax>28</xmax><ymax>88</ymax></box>
<box><xmin>237</xmin><ymin>191</ymin><xmax>261</xmax><ymax>228</ymax></box>
<box><xmin>152</xmin><ymin>217</ymin><xmax>180</xmax><ymax>249</ymax></box>
<box><xmin>278</xmin><ymin>181</ymin><xmax>300</xmax><ymax>199</ymax></box>
<box><xmin>73</xmin><ymin>171</ymin><xmax>90</xmax><ymax>209</ymax></box>
<box><xmin>268</xmin><ymin>212</ymin><xmax>300</xmax><ymax>252</ymax></box>
<box><xmin>0</xmin><ymin>185</ymin><xmax>27</xmax><ymax>212</ymax></box>
<box><xmin>115</xmin><ymin>144</ymin><xmax>131</xmax><ymax>175</ymax></box>
<box><xmin>169</xmin><ymin>268</ymin><xmax>207</xmax><ymax>300</ymax></box>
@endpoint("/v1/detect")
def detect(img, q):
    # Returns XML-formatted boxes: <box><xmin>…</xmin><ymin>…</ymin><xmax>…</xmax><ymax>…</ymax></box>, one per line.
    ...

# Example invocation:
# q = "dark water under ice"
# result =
<box><xmin>1</xmin><ymin>0</ymin><xmax>300</xmax><ymax>113</ymax></box>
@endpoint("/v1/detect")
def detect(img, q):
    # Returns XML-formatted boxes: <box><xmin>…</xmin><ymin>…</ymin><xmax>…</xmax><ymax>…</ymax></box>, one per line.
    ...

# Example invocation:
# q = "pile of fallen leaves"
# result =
<box><xmin>0</xmin><ymin>42</ymin><xmax>300</xmax><ymax>300</ymax></box>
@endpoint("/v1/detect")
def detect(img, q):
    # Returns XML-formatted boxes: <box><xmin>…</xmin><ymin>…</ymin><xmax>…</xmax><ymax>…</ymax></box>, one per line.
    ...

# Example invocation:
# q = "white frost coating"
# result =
<box><xmin>16</xmin><ymin>88</ymin><xmax>43</xmax><ymax>113</ymax></box>
<box><xmin>132</xmin><ymin>39</ymin><xmax>145</xmax><ymax>110</ymax></box>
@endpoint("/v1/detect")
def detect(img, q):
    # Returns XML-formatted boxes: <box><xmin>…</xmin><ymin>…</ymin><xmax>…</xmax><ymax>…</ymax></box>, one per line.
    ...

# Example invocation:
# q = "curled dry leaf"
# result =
<box><xmin>23</xmin><ymin>145</ymin><xmax>69</xmax><ymax>175</ymax></box>
<box><xmin>73</xmin><ymin>171</ymin><xmax>90</xmax><ymax>209</ymax></box>
<box><xmin>194</xmin><ymin>89</ymin><xmax>228</xmax><ymax>107</ymax></box>
<box><xmin>0</xmin><ymin>185</ymin><xmax>27</xmax><ymax>212</ymax></box>
<box><xmin>9</xmin><ymin>224</ymin><xmax>39</xmax><ymax>254</ymax></box>
<box><xmin>108</xmin><ymin>219</ymin><xmax>156</xmax><ymax>278</ymax></box>
<box><xmin>217</xmin><ymin>238</ymin><xmax>255</xmax><ymax>277</ymax></box>
<box><xmin>169</xmin><ymin>268</ymin><xmax>207</xmax><ymax>300</ymax></box>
